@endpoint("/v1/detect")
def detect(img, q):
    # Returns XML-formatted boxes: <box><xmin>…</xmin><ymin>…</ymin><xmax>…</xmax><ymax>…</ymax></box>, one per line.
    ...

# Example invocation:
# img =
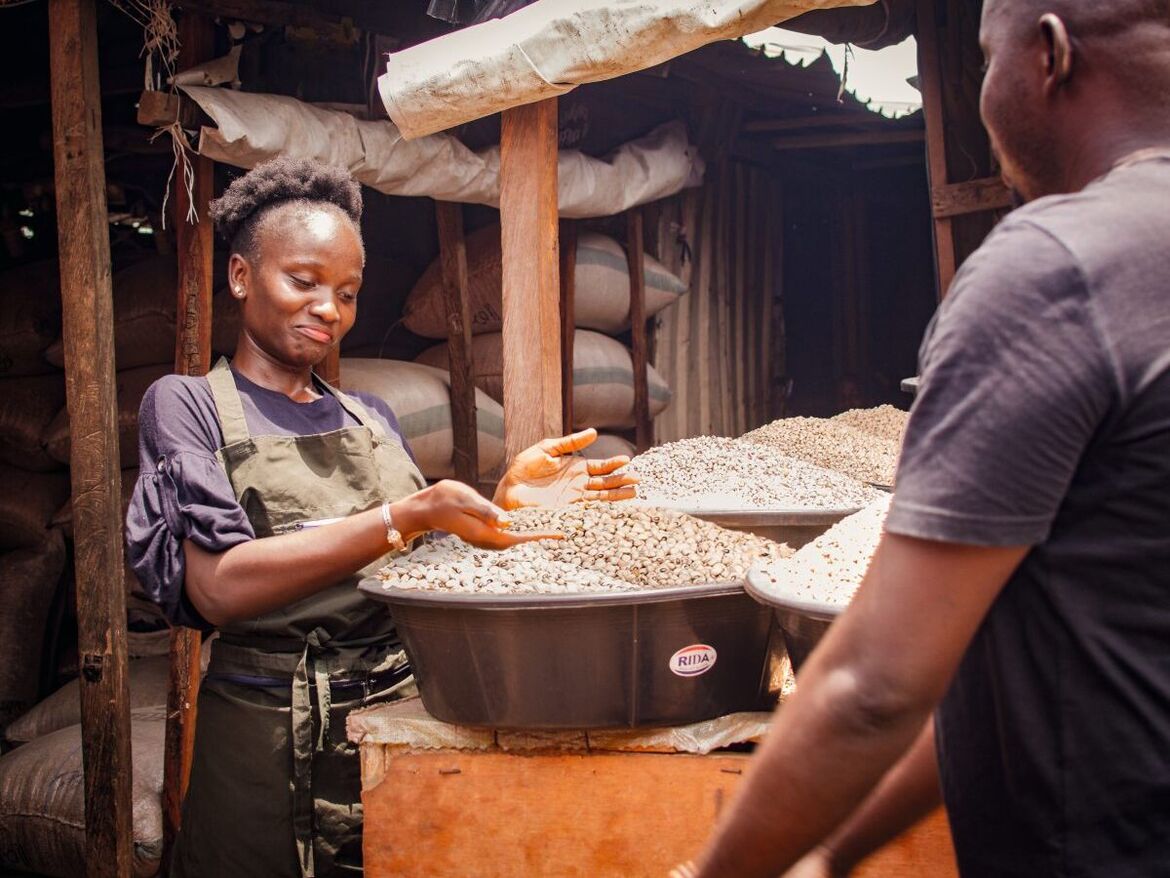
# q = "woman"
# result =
<box><xmin>126</xmin><ymin>157</ymin><xmax>636</xmax><ymax>877</ymax></box>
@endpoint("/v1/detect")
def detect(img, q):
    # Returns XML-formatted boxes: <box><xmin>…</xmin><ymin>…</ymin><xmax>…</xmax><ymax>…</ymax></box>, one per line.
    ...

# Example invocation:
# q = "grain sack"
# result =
<box><xmin>5</xmin><ymin>646</ymin><xmax>211</xmax><ymax>745</ymax></box>
<box><xmin>0</xmin><ymin>374</ymin><xmax>67</xmax><ymax>471</ymax></box>
<box><xmin>416</xmin><ymin>329</ymin><xmax>671</xmax><ymax>430</ymax></box>
<box><xmin>0</xmin><ymin>466</ymin><xmax>70</xmax><ymax>552</ymax></box>
<box><xmin>340</xmin><ymin>358</ymin><xmax>505</xmax><ymax>481</ymax></box>
<box><xmin>0</xmin><ymin>260</ymin><xmax>61</xmax><ymax>378</ymax></box>
<box><xmin>401</xmin><ymin>226</ymin><xmax>686</xmax><ymax>338</ymax></box>
<box><xmin>0</xmin><ymin>532</ymin><xmax>66</xmax><ymax>733</ymax></box>
<box><xmin>583</xmin><ymin>433</ymin><xmax>635</xmax><ymax>461</ymax></box>
<box><xmin>42</xmin><ymin>260</ymin><xmax>243</xmax><ymax>367</ymax></box>
<box><xmin>0</xmin><ymin>706</ymin><xmax>165</xmax><ymax>878</ymax></box>
<box><xmin>42</xmin><ymin>364</ymin><xmax>168</xmax><ymax>469</ymax></box>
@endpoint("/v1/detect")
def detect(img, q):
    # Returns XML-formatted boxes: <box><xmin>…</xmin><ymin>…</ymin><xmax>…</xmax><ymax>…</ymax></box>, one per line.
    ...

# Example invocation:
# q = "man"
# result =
<box><xmin>681</xmin><ymin>2</ymin><xmax>1170</xmax><ymax>876</ymax></box>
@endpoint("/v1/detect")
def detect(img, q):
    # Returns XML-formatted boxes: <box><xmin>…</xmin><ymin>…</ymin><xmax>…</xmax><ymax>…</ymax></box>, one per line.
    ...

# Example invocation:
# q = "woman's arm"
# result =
<box><xmin>183</xmin><ymin>479</ymin><xmax>558</xmax><ymax>625</ymax></box>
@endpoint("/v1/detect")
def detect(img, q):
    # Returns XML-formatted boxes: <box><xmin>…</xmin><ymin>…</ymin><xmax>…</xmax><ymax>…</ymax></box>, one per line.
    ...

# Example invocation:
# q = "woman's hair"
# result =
<box><xmin>209</xmin><ymin>156</ymin><xmax>363</xmax><ymax>260</ymax></box>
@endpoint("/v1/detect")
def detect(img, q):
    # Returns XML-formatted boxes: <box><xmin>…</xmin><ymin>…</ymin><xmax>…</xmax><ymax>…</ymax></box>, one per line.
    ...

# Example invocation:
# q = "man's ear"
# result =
<box><xmin>1039</xmin><ymin>13</ymin><xmax>1074</xmax><ymax>92</ymax></box>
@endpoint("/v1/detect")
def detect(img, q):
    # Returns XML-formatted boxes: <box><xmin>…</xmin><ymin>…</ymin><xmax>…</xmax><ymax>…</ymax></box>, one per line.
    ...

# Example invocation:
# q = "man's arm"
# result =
<box><xmin>692</xmin><ymin>533</ymin><xmax>1027</xmax><ymax>878</ymax></box>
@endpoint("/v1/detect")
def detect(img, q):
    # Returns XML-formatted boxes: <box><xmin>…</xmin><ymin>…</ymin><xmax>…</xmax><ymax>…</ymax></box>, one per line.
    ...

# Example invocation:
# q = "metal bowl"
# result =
<box><xmin>359</xmin><ymin>578</ymin><xmax>785</xmax><ymax>729</ymax></box>
<box><xmin>744</xmin><ymin>567</ymin><xmax>845</xmax><ymax>672</ymax></box>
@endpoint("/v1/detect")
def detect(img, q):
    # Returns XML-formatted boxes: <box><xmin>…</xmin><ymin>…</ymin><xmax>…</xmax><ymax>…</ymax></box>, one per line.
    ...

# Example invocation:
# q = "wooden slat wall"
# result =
<box><xmin>652</xmin><ymin>162</ymin><xmax>781</xmax><ymax>443</ymax></box>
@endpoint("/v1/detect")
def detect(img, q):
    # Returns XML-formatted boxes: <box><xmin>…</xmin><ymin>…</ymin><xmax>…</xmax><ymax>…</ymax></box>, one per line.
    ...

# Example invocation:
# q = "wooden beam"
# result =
<box><xmin>744</xmin><ymin>113</ymin><xmax>895</xmax><ymax>134</ymax></box>
<box><xmin>499</xmin><ymin>99</ymin><xmax>562</xmax><ymax>460</ymax></box>
<box><xmin>47</xmin><ymin>1</ymin><xmax>134</xmax><ymax>875</ymax></box>
<box><xmin>436</xmin><ymin>201</ymin><xmax>479</xmax><ymax>485</ymax></box>
<box><xmin>176</xmin><ymin>0</ymin><xmax>358</xmax><ymax>36</ymax></box>
<box><xmin>916</xmin><ymin>0</ymin><xmax>956</xmax><ymax>297</ymax></box>
<box><xmin>772</xmin><ymin>129</ymin><xmax>925</xmax><ymax>151</ymax></box>
<box><xmin>163</xmin><ymin>12</ymin><xmax>216</xmax><ymax>869</ymax></box>
<box><xmin>559</xmin><ymin>220</ymin><xmax>578</xmax><ymax>436</ymax></box>
<box><xmin>627</xmin><ymin>210</ymin><xmax>652</xmax><ymax>452</ymax></box>
<box><xmin>932</xmin><ymin>176</ymin><xmax>1012</xmax><ymax>219</ymax></box>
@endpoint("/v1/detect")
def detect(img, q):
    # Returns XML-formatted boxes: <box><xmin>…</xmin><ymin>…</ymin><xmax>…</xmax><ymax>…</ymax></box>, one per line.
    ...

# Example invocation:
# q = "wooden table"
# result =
<box><xmin>349</xmin><ymin>698</ymin><xmax>958</xmax><ymax>877</ymax></box>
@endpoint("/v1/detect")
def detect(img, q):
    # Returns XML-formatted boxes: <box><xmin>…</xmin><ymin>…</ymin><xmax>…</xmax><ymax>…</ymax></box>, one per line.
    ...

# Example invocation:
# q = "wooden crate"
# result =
<box><xmin>351</xmin><ymin>699</ymin><xmax>957</xmax><ymax>878</ymax></box>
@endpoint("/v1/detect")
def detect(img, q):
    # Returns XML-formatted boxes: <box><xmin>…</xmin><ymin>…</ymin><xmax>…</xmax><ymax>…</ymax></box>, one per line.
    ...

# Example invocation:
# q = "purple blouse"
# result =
<box><xmin>125</xmin><ymin>367</ymin><xmax>413</xmax><ymax>630</ymax></box>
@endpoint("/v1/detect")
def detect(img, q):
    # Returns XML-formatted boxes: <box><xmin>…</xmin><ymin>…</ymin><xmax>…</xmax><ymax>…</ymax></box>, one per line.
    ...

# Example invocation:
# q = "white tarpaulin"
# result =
<box><xmin>180</xmin><ymin>86</ymin><xmax>702</xmax><ymax>218</ymax></box>
<box><xmin>379</xmin><ymin>0</ymin><xmax>879</xmax><ymax>139</ymax></box>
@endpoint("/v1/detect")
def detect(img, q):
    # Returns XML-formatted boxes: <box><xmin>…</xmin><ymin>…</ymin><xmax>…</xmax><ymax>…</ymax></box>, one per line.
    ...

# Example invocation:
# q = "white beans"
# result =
<box><xmin>742</xmin><ymin>416</ymin><xmax>901</xmax><ymax>486</ymax></box>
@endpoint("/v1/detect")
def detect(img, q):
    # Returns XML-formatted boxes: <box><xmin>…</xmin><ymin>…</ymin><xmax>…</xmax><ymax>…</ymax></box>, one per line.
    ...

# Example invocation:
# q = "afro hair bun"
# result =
<box><xmin>209</xmin><ymin>156</ymin><xmax>362</xmax><ymax>248</ymax></box>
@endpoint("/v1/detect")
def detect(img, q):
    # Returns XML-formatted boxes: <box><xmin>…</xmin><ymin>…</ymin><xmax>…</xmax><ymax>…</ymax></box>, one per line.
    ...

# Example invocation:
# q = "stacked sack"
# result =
<box><xmin>0</xmin><ymin>260</ymin><xmax>71</xmax><ymax>737</ymax></box>
<box><xmin>405</xmin><ymin>225</ymin><xmax>677</xmax><ymax>454</ymax></box>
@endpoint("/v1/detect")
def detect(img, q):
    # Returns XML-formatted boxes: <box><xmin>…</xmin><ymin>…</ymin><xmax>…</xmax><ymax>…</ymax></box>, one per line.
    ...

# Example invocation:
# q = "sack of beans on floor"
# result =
<box><xmin>0</xmin><ymin>531</ymin><xmax>66</xmax><ymax>736</ymax></box>
<box><xmin>0</xmin><ymin>259</ymin><xmax>61</xmax><ymax>378</ymax></box>
<box><xmin>402</xmin><ymin>226</ymin><xmax>686</xmax><ymax>338</ymax></box>
<box><xmin>0</xmin><ymin>466</ymin><xmax>70</xmax><ymax>553</ymax></box>
<box><xmin>0</xmin><ymin>706</ymin><xmax>165</xmax><ymax>878</ymax></box>
<box><xmin>0</xmin><ymin>374</ymin><xmax>67</xmax><ymax>471</ymax></box>
<box><xmin>416</xmin><ymin>329</ymin><xmax>672</xmax><ymax>430</ymax></box>
<box><xmin>42</xmin><ymin>364</ymin><xmax>168</xmax><ymax>470</ymax></box>
<box><xmin>340</xmin><ymin>358</ymin><xmax>505</xmax><ymax>481</ymax></box>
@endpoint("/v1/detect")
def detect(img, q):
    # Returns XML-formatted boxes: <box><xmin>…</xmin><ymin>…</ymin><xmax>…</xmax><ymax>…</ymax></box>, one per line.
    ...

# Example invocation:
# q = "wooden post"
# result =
<box><xmin>626</xmin><ymin>210</ymin><xmax>652</xmax><ymax>452</ymax></box>
<box><xmin>499</xmin><ymin>99</ymin><xmax>562</xmax><ymax>460</ymax></box>
<box><xmin>436</xmin><ymin>200</ymin><xmax>479</xmax><ymax>485</ymax></box>
<box><xmin>916</xmin><ymin>0</ymin><xmax>956</xmax><ymax>297</ymax></box>
<box><xmin>48</xmin><ymin>1</ymin><xmax>135</xmax><ymax>874</ymax></box>
<box><xmin>559</xmin><ymin>220</ymin><xmax>577</xmax><ymax>436</ymax></box>
<box><xmin>162</xmin><ymin>13</ymin><xmax>215</xmax><ymax>866</ymax></box>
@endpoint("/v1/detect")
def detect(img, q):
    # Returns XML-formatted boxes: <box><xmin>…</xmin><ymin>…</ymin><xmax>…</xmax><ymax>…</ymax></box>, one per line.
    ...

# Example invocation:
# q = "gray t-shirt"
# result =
<box><xmin>887</xmin><ymin>157</ymin><xmax>1170</xmax><ymax>876</ymax></box>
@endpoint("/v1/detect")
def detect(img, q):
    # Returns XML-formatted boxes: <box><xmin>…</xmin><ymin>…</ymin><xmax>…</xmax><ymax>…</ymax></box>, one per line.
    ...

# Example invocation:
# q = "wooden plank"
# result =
<box><xmin>743</xmin><ymin>170</ymin><xmax>760</xmax><ymax>432</ymax></box>
<box><xmin>855</xmin><ymin>808</ymin><xmax>959</xmax><ymax>878</ymax></box>
<box><xmin>559</xmin><ymin>220</ymin><xmax>577</xmax><ymax>436</ymax></box>
<box><xmin>499</xmin><ymin>99</ymin><xmax>562</xmax><ymax>460</ymax></box>
<box><xmin>176</xmin><ymin>0</ymin><xmax>359</xmax><ymax>38</ymax></box>
<box><xmin>692</xmin><ymin>182</ymin><xmax>714</xmax><ymax>436</ymax></box>
<box><xmin>714</xmin><ymin>160</ymin><xmax>732</xmax><ymax>437</ymax></box>
<box><xmin>364</xmin><ymin>750</ymin><xmax>749</xmax><ymax>877</ymax></box>
<box><xmin>47</xmin><ymin>1</ymin><xmax>134</xmax><ymax>874</ymax></box>
<box><xmin>932</xmin><ymin>176</ymin><xmax>1012</xmax><ymax>219</ymax></box>
<box><xmin>772</xmin><ymin>129</ymin><xmax>924</xmax><ymax>151</ymax></box>
<box><xmin>733</xmin><ymin>164</ymin><xmax>748</xmax><ymax>437</ymax></box>
<box><xmin>436</xmin><ymin>201</ymin><xmax>479</xmax><ymax>485</ymax></box>
<box><xmin>916</xmin><ymin>0</ymin><xmax>957</xmax><ymax>297</ymax></box>
<box><xmin>363</xmin><ymin>749</ymin><xmax>958</xmax><ymax>878</ymax></box>
<box><xmin>743</xmin><ymin>113</ymin><xmax>895</xmax><ymax>134</ymax></box>
<box><xmin>163</xmin><ymin>15</ymin><xmax>216</xmax><ymax>866</ymax></box>
<box><xmin>627</xmin><ymin>210</ymin><xmax>652</xmax><ymax>452</ymax></box>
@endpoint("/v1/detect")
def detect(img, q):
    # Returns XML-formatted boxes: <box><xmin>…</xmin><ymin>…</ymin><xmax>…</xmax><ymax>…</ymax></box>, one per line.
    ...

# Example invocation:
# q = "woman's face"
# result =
<box><xmin>230</xmin><ymin>203</ymin><xmax>364</xmax><ymax>369</ymax></box>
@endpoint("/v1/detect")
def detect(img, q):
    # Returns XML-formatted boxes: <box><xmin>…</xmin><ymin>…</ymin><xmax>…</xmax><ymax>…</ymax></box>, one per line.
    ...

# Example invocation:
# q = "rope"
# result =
<box><xmin>151</xmin><ymin>120</ymin><xmax>199</xmax><ymax>229</ymax></box>
<box><xmin>106</xmin><ymin>0</ymin><xmax>180</xmax><ymax>90</ymax></box>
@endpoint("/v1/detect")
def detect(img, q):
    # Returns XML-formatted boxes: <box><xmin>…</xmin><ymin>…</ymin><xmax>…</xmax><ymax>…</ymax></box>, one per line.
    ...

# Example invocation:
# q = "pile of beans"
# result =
<box><xmin>741</xmin><ymin>417</ymin><xmax>900</xmax><ymax>486</ymax></box>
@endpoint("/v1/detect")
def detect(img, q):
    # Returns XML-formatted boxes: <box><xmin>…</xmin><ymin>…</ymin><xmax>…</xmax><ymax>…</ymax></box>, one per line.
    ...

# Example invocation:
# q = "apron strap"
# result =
<box><xmin>207</xmin><ymin>357</ymin><xmax>252</xmax><ymax>446</ymax></box>
<box><xmin>314</xmin><ymin>376</ymin><xmax>389</xmax><ymax>440</ymax></box>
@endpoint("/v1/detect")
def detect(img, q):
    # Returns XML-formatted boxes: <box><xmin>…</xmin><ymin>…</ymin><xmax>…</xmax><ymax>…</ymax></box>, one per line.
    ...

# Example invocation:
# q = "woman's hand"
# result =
<box><xmin>493</xmin><ymin>428</ymin><xmax>639</xmax><ymax>511</ymax></box>
<box><xmin>400</xmin><ymin>480</ymin><xmax>562</xmax><ymax>549</ymax></box>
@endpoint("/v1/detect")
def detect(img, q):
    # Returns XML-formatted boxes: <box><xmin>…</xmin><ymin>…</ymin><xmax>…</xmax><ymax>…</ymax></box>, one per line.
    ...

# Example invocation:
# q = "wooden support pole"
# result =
<box><xmin>916</xmin><ymin>0</ymin><xmax>956</xmax><ymax>297</ymax></box>
<box><xmin>627</xmin><ymin>210</ymin><xmax>652</xmax><ymax>452</ymax></box>
<box><xmin>932</xmin><ymin>176</ymin><xmax>1012</xmax><ymax>219</ymax></box>
<box><xmin>772</xmin><ymin>129</ymin><xmax>924</xmax><ymax>151</ymax></box>
<box><xmin>436</xmin><ymin>201</ymin><xmax>479</xmax><ymax>485</ymax></box>
<box><xmin>499</xmin><ymin>99</ymin><xmax>562</xmax><ymax>460</ymax></box>
<box><xmin>163</xmin><ymin>13</ymin><xmax>215</xmax><ymax>866</ymax></box>
<box><xmin>47</xmin><ymin>1</ymin><xmax>135</xmax><ymax>874</ymax></box>
<box><xmin>559</xmin><ymin>220</ymin><xmax>577</xmax><ymax>436</ymax></box>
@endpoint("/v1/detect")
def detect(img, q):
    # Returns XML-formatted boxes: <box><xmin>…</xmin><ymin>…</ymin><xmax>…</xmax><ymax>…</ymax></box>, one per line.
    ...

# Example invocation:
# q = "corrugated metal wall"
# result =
<box><xmin>651</xmin><ymin>160</ymin><xmax>783</xmax><ymax>442</ymax></box>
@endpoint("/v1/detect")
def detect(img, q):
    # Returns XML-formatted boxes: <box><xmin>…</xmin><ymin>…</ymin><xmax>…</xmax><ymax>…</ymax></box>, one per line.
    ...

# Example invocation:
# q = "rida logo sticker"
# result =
<box><xmin>669</xmin><ymin>644</ymin><xmax>717</xmax><ymax>678</ymax></box>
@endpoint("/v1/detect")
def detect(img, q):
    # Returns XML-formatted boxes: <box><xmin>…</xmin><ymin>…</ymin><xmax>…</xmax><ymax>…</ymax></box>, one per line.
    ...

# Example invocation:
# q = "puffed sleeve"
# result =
<box><xmin>125</xmin><ymin>375</ymin><xmax>254</xmax><ymax>630</ymax></box>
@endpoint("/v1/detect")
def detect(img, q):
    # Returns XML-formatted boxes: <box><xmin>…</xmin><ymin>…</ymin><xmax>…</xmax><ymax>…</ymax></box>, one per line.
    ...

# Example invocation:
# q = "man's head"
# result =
<box><xmin>979</xmin><ymin>0</ymin><xmax>1170</xmax><ymax>202</ymax></box>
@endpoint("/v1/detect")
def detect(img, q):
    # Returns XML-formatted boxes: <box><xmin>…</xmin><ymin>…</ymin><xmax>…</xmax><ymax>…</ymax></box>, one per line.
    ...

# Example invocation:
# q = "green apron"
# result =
<box><xmin>171</xmin><ymin>360</ymin><xmax>425</xmax><ymax>878</ymax></box>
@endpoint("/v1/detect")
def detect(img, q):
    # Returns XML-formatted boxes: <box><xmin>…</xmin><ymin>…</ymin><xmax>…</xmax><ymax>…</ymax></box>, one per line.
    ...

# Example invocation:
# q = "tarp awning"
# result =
<box><xmin>379</xmin><ymin>0</ymin><xmax>879</xmax><ymax>139</ymax></box>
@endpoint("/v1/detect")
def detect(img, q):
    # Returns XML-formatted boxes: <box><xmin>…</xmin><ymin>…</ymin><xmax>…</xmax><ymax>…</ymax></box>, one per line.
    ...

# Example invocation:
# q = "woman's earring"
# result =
<box><xmin>234</xmin><ymin>286</ymin><xmax>244</xmax><ymax>298</ymax></box>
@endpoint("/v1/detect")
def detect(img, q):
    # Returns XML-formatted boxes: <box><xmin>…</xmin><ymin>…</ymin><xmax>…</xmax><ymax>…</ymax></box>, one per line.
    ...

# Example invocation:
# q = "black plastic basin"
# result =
<box><xmin>359</xmin><ymin>579</ymin><xmax>783</xmax><ymax>730</ymax></box>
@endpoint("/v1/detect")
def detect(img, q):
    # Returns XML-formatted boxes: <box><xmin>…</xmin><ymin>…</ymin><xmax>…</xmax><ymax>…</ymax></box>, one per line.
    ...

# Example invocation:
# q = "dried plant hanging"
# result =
<box><xmin>106</xmin><ymin>0</ymin><xmax>181</xmax><ymax>91</ymax></box>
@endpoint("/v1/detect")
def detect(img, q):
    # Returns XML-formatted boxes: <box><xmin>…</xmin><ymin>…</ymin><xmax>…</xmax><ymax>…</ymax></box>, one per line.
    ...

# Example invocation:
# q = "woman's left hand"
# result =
<box><xmin>493</xmin><ymin>428</ymin><xmax>639</xmax><ymax>510</ymax></box>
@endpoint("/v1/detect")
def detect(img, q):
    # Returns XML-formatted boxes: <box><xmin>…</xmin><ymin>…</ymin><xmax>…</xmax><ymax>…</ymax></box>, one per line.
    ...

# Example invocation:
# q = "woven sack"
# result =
<box><xmin>0</xmin><ymin>374</ymin><xmax>67</xmax><ymax>471</ymax></box>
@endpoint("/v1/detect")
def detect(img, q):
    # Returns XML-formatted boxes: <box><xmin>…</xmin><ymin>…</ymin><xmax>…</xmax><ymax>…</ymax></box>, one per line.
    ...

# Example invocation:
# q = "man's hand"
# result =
<box><xmin>493</xmin><ymin>428</ymin><xmax>639</xmax><ymax>510</ymax></box>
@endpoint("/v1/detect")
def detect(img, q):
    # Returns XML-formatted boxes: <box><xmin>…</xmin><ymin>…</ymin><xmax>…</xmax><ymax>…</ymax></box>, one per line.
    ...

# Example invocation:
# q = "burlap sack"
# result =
<box><xmin>416</xmin><ymin>329</ymin><xmax>671</xmax><ymax>430</ymax></box>
<box><xmin>6</xmin><ymin>644</ymin><xmax>211</xmax><ymax>745</ymax></box>
<box><xmin>42</xmin><ymin>364</ymin><xmax>168</xmax><ymax>469</ymax></box>
<box><xmin>0</xmin><ymin>374</ymin><xmax>67</xmax><ymax>471</ymax></box>
<box><xmin>402</xmin><ymin>227</ymin><xmax>686</xmax><ymax>339</ymax></box>
<box><xmin>0</xmin><ymin>706</ymin><xmax>165</xmax><ymax>878</ymax></box>
<box><xmin>340</xmin><ymin>358</ymin><xmax>506</xmax><ymax>481</ymax></box>
<box><xmin>0</xmin><ymin>260</ymin><xmax>61</xmax><ymax>378</ymax></box>
<box><xmin>42</xmin><ymin>257</ymin><xmax>243</xmax><ymax>369</ymax></box>
<box><xmin>0</xmin><ymin>532</ymin><xmax>66</xmax><ymax>733</ymax></box>
<box><xmin>0</xmin><ymin>467</ymin><xmax>70</xmax><ymax>552</ymax></box>
<box><xmin>582</xmin><ymin>433</ymin><xmax>636</xmax><ymax>461</ymax></box>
